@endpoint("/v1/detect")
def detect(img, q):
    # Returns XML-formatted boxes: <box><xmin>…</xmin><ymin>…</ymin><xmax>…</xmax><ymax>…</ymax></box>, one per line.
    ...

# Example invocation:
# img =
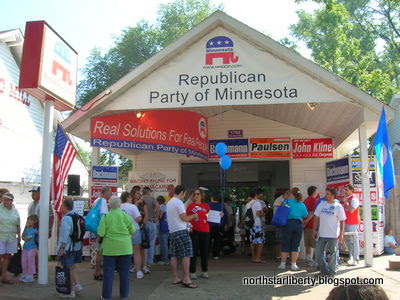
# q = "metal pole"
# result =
<box><xmin>38</xmin><ymin>100</ymin><xmax>54</xmax><ymax>285</ymax></box>
<box><xmin>358</xmin><ymin>123</ymin><xmax>373</xmax><ymax>266</ymax></box>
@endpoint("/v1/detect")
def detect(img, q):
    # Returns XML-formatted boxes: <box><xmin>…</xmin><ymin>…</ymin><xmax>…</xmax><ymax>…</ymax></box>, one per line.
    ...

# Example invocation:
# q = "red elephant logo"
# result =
<box><xmin>205</xmin><ymin>36</ymin><xmax>239</xmax><ymax>65</ymax></box>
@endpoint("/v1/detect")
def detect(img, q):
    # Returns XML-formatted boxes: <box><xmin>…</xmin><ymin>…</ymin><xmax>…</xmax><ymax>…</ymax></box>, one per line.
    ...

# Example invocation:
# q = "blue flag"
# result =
<box><xmin>374</xmin><ymin>108</ymin><xmax>396</xmax><ymax>198</ymax></box>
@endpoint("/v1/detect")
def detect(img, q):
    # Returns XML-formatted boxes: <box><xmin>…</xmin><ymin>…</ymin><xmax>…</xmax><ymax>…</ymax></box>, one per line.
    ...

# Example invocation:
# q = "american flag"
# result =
<box><xmin>51</xmin><ymin>124</ymin><xmax>77</xmax><ymax>216</ymax></box>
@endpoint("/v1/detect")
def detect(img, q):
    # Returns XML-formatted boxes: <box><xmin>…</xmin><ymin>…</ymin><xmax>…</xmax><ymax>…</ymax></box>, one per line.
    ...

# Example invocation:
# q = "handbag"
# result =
<box><xmin>84</xmin><ymin>198</ymin><xmax>103</xmax><ymax>234</ymax></box>
<box><xmin>55</xmin><ymin>262</ymin><xmax>71</xmax><ymax>295</ymax></box>
<box><xmin>7</xmin><ymin>243</ymin><xmax>22</xmax><ymax>275</ymax></box>
<box><xmin>272</xmin><ymin>200</ymin><xmax>290</xmax><ymax>227</ymax></box>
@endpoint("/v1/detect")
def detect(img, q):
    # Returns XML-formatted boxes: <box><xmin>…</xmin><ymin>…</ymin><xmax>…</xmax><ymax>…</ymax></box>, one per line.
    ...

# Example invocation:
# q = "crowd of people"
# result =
<box><xmin>0</xmin><ymin>184</ymin><xmax>397</xmax><ymax>299</ymax></box>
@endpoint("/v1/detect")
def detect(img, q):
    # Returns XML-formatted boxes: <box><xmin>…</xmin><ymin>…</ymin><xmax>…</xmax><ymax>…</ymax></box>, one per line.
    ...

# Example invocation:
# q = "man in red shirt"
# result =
<box><xmin>303</xmin><ymin>186</ymin><xmax>318</xmax><ymax>266</ymax></box>
<box><xmin>342</xmin><ymin>184</ymin><xmax>360</xmax><ymax>266</ymax></box>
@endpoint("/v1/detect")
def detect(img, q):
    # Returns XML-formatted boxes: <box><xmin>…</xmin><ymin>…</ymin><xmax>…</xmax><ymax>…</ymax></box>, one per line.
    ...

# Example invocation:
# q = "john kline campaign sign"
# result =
<box><xmin>90</xmin><ymin>110</ymin><xmax>208</xmax><ymax>160</ymax></box>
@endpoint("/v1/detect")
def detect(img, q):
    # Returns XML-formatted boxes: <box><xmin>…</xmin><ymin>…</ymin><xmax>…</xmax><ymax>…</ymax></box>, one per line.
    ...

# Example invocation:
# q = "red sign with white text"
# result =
<box><xmin>90</xmin><ymin>186</ymin><xmax>117</xmax><ymax>204</ymax></box>
<box><xmin>91</xmin><ymin>110</ymin><xmax>208</xmax><ymax>160</ymax></box>
<box><xmin>327</xmin><ymin>181</ymin><xmax>349</xmax><ymax>202</ymax></box>
<box><xmin>292</xmin><ymin>138</ymin><xmax>333</xmax><ymax>159</ymax></box>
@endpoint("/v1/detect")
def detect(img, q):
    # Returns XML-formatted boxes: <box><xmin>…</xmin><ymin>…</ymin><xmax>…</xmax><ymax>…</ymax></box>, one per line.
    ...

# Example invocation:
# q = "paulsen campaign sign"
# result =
<box><xmin>91</xmin><ymin>110</ymin><xmax>208</xmax><ymax>160</ymax></box>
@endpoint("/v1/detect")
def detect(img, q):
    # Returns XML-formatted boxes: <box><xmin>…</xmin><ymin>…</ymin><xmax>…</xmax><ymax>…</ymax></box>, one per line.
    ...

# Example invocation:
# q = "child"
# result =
<box><xmin>384</xmin><ymin>225</ymin><xmax>400</xmax><ymax>255</ymax></box>
<box><xmin>20</xmin><ymin>215</ymin><xmax>39</xmax><ymax>283</ymax></box>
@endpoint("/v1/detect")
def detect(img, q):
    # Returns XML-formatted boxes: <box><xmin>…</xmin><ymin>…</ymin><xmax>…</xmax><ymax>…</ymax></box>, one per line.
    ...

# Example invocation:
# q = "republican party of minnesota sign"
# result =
<box><xmin>120</xmin><ymin>28</ymin><xmax>349</xmax><ymax>110</ymax></box>
<box><xmin>90</xmin><ymin>110</ymin><xmax>208</xmax><ymax>160</ymax></box>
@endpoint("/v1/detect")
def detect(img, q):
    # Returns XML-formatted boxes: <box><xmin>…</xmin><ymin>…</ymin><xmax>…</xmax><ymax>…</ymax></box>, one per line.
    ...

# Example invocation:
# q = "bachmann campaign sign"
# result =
<box><xmin>90</xmin><ymin>110</ymin><xmax>208</xmax><ymax>160</ymax></box>
<box><xmin>209</xmin><ymin>139</ymin><xmax>249</xmax><ymax>158</ymax></box>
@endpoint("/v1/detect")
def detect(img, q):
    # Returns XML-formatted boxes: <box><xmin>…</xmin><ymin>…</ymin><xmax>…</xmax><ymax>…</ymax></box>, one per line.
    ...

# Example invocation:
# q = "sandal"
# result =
<box><xmin>181</xmin><ymin>281</ymin><xmax>197</xmax><ymax>288</ymax></box>
<box><xmin>172</xmin><ymin>280</ymin><xmax>182</xmax><ymax>285</ymax></box>
<box><xmin>93</xmin><ymin>274</ymin><xmax>103</xmax><ymax>281</ymax></box>
<box><xmin>2</xmin><ymin>279</ymin><xmax>14</xmax><ymax>284</ymax></box>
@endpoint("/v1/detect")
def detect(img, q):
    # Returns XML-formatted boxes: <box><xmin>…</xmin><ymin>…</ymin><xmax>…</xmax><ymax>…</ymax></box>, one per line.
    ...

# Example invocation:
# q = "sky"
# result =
<box><xmin>2</xmin><ymin>0</ymin><xmax>320</xmax><ymax>72</ymax></box>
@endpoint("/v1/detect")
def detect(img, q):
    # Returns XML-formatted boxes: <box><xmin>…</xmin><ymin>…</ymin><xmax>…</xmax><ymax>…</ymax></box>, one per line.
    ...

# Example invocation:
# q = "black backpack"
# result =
<box><xmin>69</xmin><ymin>213</ymin><xmax>85</xmax><ymax>248</ymax></box>
<box><xmin>244</xmin><ymin>204</ymin><xmax>255</xmax><ymax>228</ymax></box>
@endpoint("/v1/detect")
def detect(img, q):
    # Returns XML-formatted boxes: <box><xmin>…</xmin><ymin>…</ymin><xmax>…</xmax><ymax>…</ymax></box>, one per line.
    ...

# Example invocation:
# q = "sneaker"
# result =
<box><xmin>22</xmin><ymin>275</ymin><xmax>34</xmax><ymax>283</ymax></box>
<box><xmin>19</xmin><ymin>275</ymin><xmax>27</xmax><ymax>282</ymax></box>
<box><xmin>157</xmin><ymin>261</ymin><xmax>166</xmax><ymax>266</ymax></box>
<box><xmin>213</xmin><ymin>257</ymin><xmax>220</xmax><ymax>260</ymax></box>
<box><xmin>129</xmin><ymin>267</ymin><xmax>136</xmax><ymax>273</ymax></box>
<box><xmin>200</xmin><ymin>272</ymin><xmax>209</xmax><ymax>279</ymax></box>
<box><xmin>59</xmin><ymin>291</ymin><xmax>76</xmax><ymax>298</ymax></box>
<box><xmin>291</xmin><ymin>264</ymin><xmax>300</xmax><ymax>271</ymax></box>
<box><xmin>346</xmin><ymin>258</ymin><xmax>356</xmax><ymax>266</ymax></box>
<box><xmin>74</xmin><ymin>283</ymin><xmax>83</xmax><ymax>293</ymax></box>
<box><xmin>136</xmin><ymin>270</ymin><xmax>144</xmax><ymax>279</ymax></box>
<box><xmin>307</xmin><ymin>260</ymin><xmax>314</xmax><ymax>267</ymax></box>
<box><xmin>189</xmin><ymin>273</ymin><xmax>197</xmax><ymax>279</ymax></box>
<box><xmin>142</xmin><ymin>266</ymin><xmax>150</xmax><ymax>274</ymax></box>
<box><xmin>278</xmin><ymin>263</ymin><xmax>286</xmax><ymax>270</ymax></box>
<box><xmin>312</xmin><ymin>261</ymin><xmax>319</xmax><ymax>267</ymax></box>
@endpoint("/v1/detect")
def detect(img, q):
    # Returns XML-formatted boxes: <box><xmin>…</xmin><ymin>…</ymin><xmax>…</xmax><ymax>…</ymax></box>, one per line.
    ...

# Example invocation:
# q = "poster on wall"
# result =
<box><xmin>292</xmin><ymin>138</ymin><xmax>333</xmax><ymax>159</ymax></box>
<box><xmin>129</xmin><ymin>171</ymin><xmax>178</xmax><ymax>197</ymax></box>
<box><xmin>326</xmin><ymin>158</ymin><xmax>350</xmax><ymax>183</ymax></box>
<box><xmin>249</xmin><ymin>138</ymin><xmax>290</xmax><ymax>158</ymax></box>
<box><xmin>91</xmin><ymin>110</ymin><xmax>208</xmax><ymax>160</ymax></box>
<box><xmin>209</xmin><ymin>139</ymin><xmax>248</xmax><ymax>158</ymax></box>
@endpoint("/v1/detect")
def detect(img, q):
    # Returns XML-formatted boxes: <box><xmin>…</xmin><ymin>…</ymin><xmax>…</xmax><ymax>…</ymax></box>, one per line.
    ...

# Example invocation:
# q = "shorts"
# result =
<box><xmin>61</xmin><ymin>249</ymin><xmax>83</xmax><ymax>267</ymax></box>
<box><xmin>304</xmin><ymin>228</ymin><xmax>316</xmax><ymax>248</ymax></box>
<box><xmin>132</xmin><ymin>229</ymin><xmax>142</xmax><ymax>245</ymax></box>
<box><xmin>169</xmin><ymin>230</ymin><xmax>193</xmax><ymax>258</ymax></box>
<box><xmin>250</xmin><ymin>225</ymin><xmax>265</xmax><ymax>244</ymax></box>
<box><xmin>0</xmin><ymin>239</ymin><xmax>17</xmax><ymax>254</ymax></box>
<box><xmin>274</xmin><ymin>226</ymin><xmax>282</xmax><ymax>243</ymax></box>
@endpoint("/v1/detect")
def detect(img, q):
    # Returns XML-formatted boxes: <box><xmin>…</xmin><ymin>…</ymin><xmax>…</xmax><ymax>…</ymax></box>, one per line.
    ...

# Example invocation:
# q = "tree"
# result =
<box><xmin>77</xmin><ymin>0</ymin><xmax>221</xmax><ymax>108</ymax></box>
<box><xmin>76</xmin><ymin>0</ymin><xmax>221</xmax><ymax>185</ymax></box>
<box><xmin>291</xmin><ymin>0</ymin><xmax>400</xmax><ymax>103</ymax></box>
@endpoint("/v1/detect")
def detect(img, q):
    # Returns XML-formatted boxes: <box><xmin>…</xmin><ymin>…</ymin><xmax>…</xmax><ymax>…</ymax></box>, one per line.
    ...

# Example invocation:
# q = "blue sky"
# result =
<box><xmin>2</xmin><ymin>0</ymin><xmax>319</xmax><ymax>72</ymax></box>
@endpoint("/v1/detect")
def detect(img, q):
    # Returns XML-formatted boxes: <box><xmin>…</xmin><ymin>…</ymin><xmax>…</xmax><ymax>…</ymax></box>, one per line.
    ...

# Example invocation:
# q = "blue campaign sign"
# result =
<box><xmin>92</xmin><ymin>165</ymin><xmax>118</xmax><ymax>184</ymax></box>
<box><xmin>209</xmin><ymin>139</ymin><xmax>249</xmax><ymax>158</ymax></box>
<box><xmin>326</xmin><ymin>158</ymin><xmax>350</xmax><ymax>183</ymax></box>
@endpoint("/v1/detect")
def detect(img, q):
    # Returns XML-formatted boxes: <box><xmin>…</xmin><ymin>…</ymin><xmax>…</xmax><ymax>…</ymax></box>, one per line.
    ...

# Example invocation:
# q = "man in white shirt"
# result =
<box><xmin>92</xmin><ymin>186</ymin><xmax>112</xmax><ymax>281</ymax></box>
<box><xmin>313</xmin><ymin>188</ymin><xmax>346</xmax><ymax>277</ymax></box>
<box><xmin>246</xmin><ymin>190</ymin><xmax>264</xmax><ymax>263</ymax></box>
<box><xmin>167</xmin><ymin>185</ymin><xmax>198</xmax><ymax>288</ymax></box>
<box><xmin>28</xmin><ymin>186</ymin><xmax>55</xmax><ymax>238</ymax></box>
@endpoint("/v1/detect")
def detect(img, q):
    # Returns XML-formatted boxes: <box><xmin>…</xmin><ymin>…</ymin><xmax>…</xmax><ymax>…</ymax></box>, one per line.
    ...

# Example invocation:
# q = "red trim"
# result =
<box><xmin>19</xmin><ymin>21</ymin><xmax>45</xmax><ymax>96</ymax></box>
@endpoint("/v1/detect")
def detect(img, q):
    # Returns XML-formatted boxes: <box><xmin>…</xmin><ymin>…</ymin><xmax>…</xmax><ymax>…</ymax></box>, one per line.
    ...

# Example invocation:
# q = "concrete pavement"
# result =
<box><xmin>1</xmin><ymin>254</ymin><xmax>399</xmax><ymax>300</ymax></box>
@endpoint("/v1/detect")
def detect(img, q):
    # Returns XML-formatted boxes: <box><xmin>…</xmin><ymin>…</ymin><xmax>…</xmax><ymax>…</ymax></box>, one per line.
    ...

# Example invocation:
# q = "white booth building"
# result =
<box><xmin>63</xmin><ymin>12</ymin><xmax>396</xmax><ymax>260</ymax></box>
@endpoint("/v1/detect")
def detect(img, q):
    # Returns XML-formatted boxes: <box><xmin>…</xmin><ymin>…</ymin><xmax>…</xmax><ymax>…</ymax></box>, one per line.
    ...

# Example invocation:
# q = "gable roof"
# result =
<box><xmin>63</xmin><ymin>11</ymin><xmax>393</xmax><ymax>157</ymax></box>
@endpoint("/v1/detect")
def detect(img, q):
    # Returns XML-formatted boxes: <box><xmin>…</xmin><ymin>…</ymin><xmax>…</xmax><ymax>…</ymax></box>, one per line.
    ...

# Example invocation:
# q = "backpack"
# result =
<box><xmin>244</xmin><ymin>203</ymin><xmax>255</xmax><ymax>228</ymax></box>
<box><xmin>69</xmin><ymin>213</ymin><xmax>85</xmax><ymax>249</ymax></box>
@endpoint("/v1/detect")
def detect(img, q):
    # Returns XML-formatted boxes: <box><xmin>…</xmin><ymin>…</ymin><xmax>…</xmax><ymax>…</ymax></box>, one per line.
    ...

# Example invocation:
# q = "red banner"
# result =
<box><xmin>292</xmin><ymin>138</ymin><xmax>333</xmax><ymax>159</ymax></box>
<box><xmin>90</xmin><ymin>186</ymin><xmax>117</xmax><ymax>204</ymax></box>
<box><xmin>91</xmin><ymin>110</ymin><xmax>208</xmax><ymax>160</ymax></box>
<box><xmin>327</xmin><ymin>181</ymin><xmax>349</xmax><ymax>202</ymax></box>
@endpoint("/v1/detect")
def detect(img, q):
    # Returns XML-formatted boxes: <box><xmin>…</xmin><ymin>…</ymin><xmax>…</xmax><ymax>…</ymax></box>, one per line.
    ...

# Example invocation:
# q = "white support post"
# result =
<box><xmin>89</xmin><ymin>147</ymin><xmax>100</xmax><ymax>267</ymax></box>
<box><xmin>38</xmin><ymin>100</ymin><xmax>54</xmax><ymax>285</ymax></box>
<box><xmin>358</xmin><ymin>123</ymin><xmax>374</xmax><ymax>266</ymax></box>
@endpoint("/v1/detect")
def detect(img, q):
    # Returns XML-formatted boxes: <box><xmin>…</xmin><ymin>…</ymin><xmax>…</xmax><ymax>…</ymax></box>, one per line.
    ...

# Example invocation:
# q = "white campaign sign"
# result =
<box><xmin>38</xmin><ymin>24</ymin><xmax>77</xmax><ymax>107</ymax></box>
<box><xmin>113</xmin><ymin>27</ymin><xmax>349</xmax><ymax>110</ymax></box>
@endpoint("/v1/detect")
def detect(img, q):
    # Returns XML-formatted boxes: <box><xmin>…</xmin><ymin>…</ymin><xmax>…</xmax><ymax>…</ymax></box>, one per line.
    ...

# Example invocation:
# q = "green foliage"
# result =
<box><xmin>77</xmin><ymin>0</ymin><xmax>221</xmax><ymax>108</ymax></box>
<box><xmin>290</xmin><ymin>0</ymin><xmax>400</xmax><ymax>103</ymax></box>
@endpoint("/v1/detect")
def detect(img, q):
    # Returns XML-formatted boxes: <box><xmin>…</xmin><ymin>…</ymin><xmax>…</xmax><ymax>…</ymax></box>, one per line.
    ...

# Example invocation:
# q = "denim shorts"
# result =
<box><xmin>132</xmin><ymin>229</ymin><xmax>142</xmax><ymax>245</ymax></box>
<box><xmin>61</xmin><ymin>249</ymin><xmax>83</xmax><ymax>267</ymax></box>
